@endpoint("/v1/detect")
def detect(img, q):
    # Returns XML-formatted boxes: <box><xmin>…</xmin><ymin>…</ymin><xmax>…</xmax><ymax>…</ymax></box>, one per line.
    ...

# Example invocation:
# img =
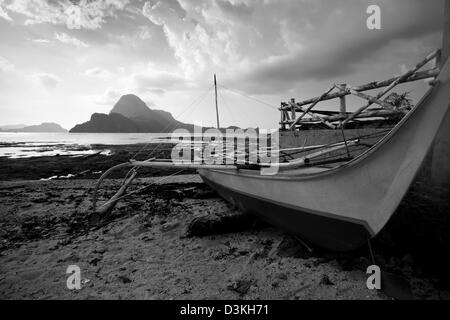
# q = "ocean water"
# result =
<box><xmin>0</xmin><ymin>131</ymin><xmax>274</xmax><ymax>158</ymax></box>
<box><xmin>0</xmin><ymin>132</ymin><xmax>170</xmax><ymax>158</ymax></box>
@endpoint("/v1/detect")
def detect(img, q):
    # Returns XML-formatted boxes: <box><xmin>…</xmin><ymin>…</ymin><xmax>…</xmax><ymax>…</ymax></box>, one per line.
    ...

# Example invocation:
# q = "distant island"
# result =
<box><xmin>70</xmin><ymin>94</ymin><xmax>248</xmax><ymax>133</ymax></box>
<box><xmin>70</xmin><ymin>94</ymin><xmax>198</xmax><ymax>133</ymax></box>
<box><xmin>0</xmin><ymin>94</ymin><xmax>250</xmax><ymax>134</ymax></box>
<box><xmin>0</xmin><ymin>122</ymin><xmax>67</xmax><ymax>133</ymax></box>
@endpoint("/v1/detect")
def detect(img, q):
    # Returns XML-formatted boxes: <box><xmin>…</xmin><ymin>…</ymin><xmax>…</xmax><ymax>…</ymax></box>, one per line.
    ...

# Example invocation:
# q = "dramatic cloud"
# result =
<box><xmin>242</xmin><ymin>0</ymin><xmax>443</xmax><ymax>90</ymax></box>
<box><xmin>32</xmin><ymin>73</ymin><xmax>61</xmax><ymax>88</ymax></box>
<box><xmin>2</xmin><ymin>0</ymin><xmax>130</xmax><ymax>29</ymax></box>
<box><xmin>141</xmin><ymin>0</ymin><xmax>443</xmax><ymax>93</ymax></box>
<box><xmin>0</xmin><ymin>0</ymin><xmax>445</xmax><ymax>129</ymax></box>
<box><xmin>142</xmin><ymin>0</ymin><xmax>250</xmax><ymax>81</ymax></box>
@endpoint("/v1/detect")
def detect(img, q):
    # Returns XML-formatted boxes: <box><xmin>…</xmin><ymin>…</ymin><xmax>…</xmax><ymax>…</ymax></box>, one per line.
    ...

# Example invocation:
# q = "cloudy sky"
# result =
<box><xmin>0</xmin><ymin>0</ymin><xmax>444</xmax><ymax>130</ymax></box>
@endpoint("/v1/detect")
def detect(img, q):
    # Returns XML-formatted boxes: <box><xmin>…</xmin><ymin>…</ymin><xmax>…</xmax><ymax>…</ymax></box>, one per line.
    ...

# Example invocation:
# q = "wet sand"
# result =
<box><xmin>0</xmin><ymin>173</ymin><xmax>449</xmax><ymax>300</ymax></box>
<box><xmin>0</xmin><ymin>145</ymin><xmax>449</xmax><ymax>300</ymax></box>
<box><xmin>0</xmin><ymin>143</ymin><xmax>192</xmax><ymax>181</ymax></box>
<box><xmin>0</xmin><ymin>176</ymin><xmax>382</xmax><ymax>299</ymax></box>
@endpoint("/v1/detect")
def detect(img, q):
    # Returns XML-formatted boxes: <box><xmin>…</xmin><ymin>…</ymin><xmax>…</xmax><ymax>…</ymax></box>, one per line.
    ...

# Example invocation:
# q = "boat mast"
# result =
<box><xmin>214</xmin><ymin>74</ymin><xmax>220</xmax><ymax>129</ymax></box>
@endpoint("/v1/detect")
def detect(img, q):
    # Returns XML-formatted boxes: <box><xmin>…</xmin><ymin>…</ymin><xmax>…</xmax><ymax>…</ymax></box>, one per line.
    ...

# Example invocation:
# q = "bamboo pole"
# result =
<box><xmin>290</xmin><ymin>98</ymin><xmax>296</xmax><ymax>123</ymax></box>
<box><xmin>279</xmin><ymin>109</ymin><xmax>403</xmax><ymax>123</ymax></box>
<box><xmin>275</xmin><ymin>140</ymin><xmax>359</xmax><ymax>169</ymax></box>
<box><xmin>263</xmin><ymin>140</ymin><xmax>360</xmax><ymax>154</ymax></box>
<box><xmin>288</xmin><ymin>85</ymin><xmax>336</xmax><ymax>130</ymax></box>
<box><xmin>283</xmin><ymin>109</ymin><xmax>290</xmax><ymax>121</ymax></box>
<box><xmin>231</xmin><ymin>139</ymin><xmax>360</xmax><ymax>167</ymax></box>
<box><xmin>339</xmin><ymin>84</ymin><xmax>347</xmax><ymax>117</ymax></box>
<box><xmin>288</xmin><ymin>103</ymin><xmax>336</xmax><ymax>129</ymax></box>
<box><xmin>342</xmin><ymin>50</ymin><xmax>440</xmax><ymax>126</ymax></box>
<box><xmin>280</xmin><ymin>104</ymin><xmax>285</xmax><ymax>130</ymax></box>
<box><xmin>296</xmin><ymin>108</ymin><xmax>336</xmax><ymax>129</ymax></box>
<box><xmin>283</xmin><ymin>69</ymin><xmax>439</xmax><ymax>111</ymax></box>
<box><xmin>341</xmin><ymin>87</ymin><xmax>396</xmax><ymax>110</ymax></box>
<box><xmin>130</xmin><ymin>160</ymin><xmax>238</xmax><ymax>170</ymax></box>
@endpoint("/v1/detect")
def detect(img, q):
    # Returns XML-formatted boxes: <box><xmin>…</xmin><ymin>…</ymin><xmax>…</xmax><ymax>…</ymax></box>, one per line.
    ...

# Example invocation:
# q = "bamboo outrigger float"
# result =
<box><xmin>94</xmin><ymin>2</ymin><xmax>450</xmax><ymax>251</ymax></box>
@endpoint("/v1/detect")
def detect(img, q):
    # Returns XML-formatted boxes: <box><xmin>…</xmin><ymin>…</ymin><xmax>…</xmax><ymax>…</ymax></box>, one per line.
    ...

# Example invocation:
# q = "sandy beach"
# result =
<box><xmin>0</xmin><ymin>165</ymin><xmax>449</xmax><ymax>299</ymax></box>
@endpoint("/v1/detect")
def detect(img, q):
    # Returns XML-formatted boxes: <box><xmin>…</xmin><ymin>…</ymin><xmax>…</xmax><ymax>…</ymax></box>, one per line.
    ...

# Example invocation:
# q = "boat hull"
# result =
<box><xmin>201</xmin><ymin>175</ymin><xmax>370</xmax><ymax>251</ymax></box>
<box><xmin>197</xmin><ymin>58</ymin><xmax>450</xmax><ymax>252</ymax></box>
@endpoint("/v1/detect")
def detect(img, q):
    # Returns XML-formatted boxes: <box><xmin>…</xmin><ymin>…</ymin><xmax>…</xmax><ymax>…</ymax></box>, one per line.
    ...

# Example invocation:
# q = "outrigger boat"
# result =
<box><xmin>94</xmin><ymin>2</ymin><xmax>450</xmax><ymax>251</ymax></box>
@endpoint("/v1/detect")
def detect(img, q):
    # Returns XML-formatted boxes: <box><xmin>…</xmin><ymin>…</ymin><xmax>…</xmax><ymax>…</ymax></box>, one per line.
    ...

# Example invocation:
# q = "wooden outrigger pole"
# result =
<box><xmin>280</xmin><ymin>63</ymin><xmax>440</xmax><ymax>130</ymax></box>
<box><xmin>341</xmin><ymin>50</ymin><xmax>440</xmax><ymax>127</ymax></box>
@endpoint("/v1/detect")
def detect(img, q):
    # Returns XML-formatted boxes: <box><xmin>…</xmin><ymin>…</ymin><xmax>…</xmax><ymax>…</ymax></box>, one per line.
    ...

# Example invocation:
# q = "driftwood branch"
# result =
<box><xmin>95</xmin><ymin>169</ymin><xmax>138</xmax><ymax>217</ymax></box>
<box><xmin>92</xmin><ymin>162</ymin><xmax>135</xmax><ymax>212</ymax></box>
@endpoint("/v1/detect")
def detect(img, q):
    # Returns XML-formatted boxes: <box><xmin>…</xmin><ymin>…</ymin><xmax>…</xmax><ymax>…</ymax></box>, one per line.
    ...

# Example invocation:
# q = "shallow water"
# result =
<box><xmin>0</xmin><ymin>131</ymin><xmax>273</xmax><ymax>158</ymax></box>
<box><xmin>0</xmin><ymin>132</ymin><xmax>170</xmax><ymax>158</ymax></box>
